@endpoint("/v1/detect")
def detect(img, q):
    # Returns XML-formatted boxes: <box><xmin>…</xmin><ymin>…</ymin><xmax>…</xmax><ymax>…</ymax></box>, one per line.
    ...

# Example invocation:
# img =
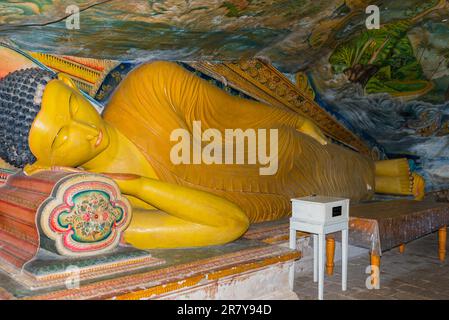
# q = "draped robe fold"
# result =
<box><xmin>103</xmin><ymin>61</ymin><xmax>375</xmax><ymax>222</ymax></box>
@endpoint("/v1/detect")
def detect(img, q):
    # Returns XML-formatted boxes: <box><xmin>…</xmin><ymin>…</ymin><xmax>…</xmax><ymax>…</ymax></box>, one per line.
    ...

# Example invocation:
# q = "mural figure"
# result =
<box><xmin>330</xmin><ymin>20</ymin><xmax>432</xmax><ymax>97</ymax></box>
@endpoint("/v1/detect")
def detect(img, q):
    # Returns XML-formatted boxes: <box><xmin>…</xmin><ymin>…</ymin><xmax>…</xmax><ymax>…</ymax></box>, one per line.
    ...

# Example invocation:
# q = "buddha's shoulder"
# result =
<box><xmin>130</xmin><ymin>61</ymin><xmax>185</xmax><ymax>77</ymax></box>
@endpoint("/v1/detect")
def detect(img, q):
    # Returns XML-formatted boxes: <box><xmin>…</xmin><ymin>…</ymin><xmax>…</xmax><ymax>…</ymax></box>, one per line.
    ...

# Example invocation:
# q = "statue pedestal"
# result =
<box><xmin>155</xmin><ymin>258</ymin><xmax>298</xmax><ymax>300</ymax></box>
<box><xmin>0</xmin><ymin>240</ymin><xmax>299</xmax><ymax>300</ymax></box>
<box><xmin>0</xmin><ymin>169</ymin><xmax>132</xmax><ymax>269</ymax></box>
<box><xmin>0</xmin><ymin>169</ymin><xmax>300</xmax><ymax>300</ymax></box>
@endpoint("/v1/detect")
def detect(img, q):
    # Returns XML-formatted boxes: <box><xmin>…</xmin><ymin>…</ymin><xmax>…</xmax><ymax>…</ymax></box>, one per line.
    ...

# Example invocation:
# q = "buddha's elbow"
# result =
<box><xmin>215</xmin><ymin>210</ymin><xmax>249</xmax><ymax>244</ymax></box>
<box><xmin>233</xmin><ymin>213</ymin><xmax>250</xmax><ymax>238</ymax></box>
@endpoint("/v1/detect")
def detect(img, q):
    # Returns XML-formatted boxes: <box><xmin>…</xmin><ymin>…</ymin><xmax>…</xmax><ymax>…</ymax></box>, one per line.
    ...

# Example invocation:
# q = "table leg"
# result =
<box><xmin>326</xmin><ymin>236</ymin><xmax>335</xmax><ymax>276</ymax></box>
<box><xmin>313</xmin><ymin>234</ymin><xmax>318</xmax><ymax>283</ymax></box>
<box><xmin>289</xmin><ymin>227</ymin><xmax>297</xmax><ymax>250</ymax></box>
<box><xmin>439</xmin><ymin>226</ymin><xmax>446</xmax><ymax>262</ymax></box>
<box><xmin>342</xmin><ymin>229</ymin><xmax>348</xmax><ymax>291</ymax></box>
<box><xmin>370</xmin><ymin>253</ymin><xmax>380</xmax><ymax>288</ymax></box>
<box><xmin>289</xmin><ymin>263</ymin><xmax>295</xmax><ymax>290</ymax></box>
<box><xmin>288</xmin><ymin>227</ymin><xmax>297</xmax><ymax>290</ymax></box>
<box><xmin>318</xmin><ymin>234</ymin><xmax>325</xmax><ymax>300</ymax></box>
<box><xmin>399</xmin><ymin>244</ymin><xmax>405</xmax><ymax>254</ymax></box>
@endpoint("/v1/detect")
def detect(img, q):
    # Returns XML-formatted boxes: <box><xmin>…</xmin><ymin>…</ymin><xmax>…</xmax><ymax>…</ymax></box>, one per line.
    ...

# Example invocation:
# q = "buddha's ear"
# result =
<box><xmin>57</xmin><ymin>73</ymin><xmax>81</xmax><ymax>93</ymax></box>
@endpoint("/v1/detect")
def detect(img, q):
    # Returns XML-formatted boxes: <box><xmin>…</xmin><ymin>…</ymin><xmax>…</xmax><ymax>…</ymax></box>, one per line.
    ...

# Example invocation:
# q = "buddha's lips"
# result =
<box><xmin>95</xmin><ymin>129</ymin><xmax>103</xmax><ymax>147</ymax></box>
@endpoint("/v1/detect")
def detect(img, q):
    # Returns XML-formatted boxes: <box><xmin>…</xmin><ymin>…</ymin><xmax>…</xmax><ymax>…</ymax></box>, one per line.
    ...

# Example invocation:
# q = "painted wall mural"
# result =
<box><xmin>0</xmin><ymin>0</ymin><xmax>449</xmax><ymax>194</ymax></box>
<box><xmin>306</xmin><ymin>1</ymin><xmax>449</xmax><ymax>192</ymax></box>
<box><xmin>0</xmin><ymin>1</ymin><xmax>446</xmax><ymax>71</ymax></box>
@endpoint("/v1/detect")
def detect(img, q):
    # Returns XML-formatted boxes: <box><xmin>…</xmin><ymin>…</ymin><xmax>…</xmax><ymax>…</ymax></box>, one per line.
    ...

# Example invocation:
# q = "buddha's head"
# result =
<box><xmin>0</xmin><ymin>68</ymin><xmax>109</xmax><ymax>168</ymax></box>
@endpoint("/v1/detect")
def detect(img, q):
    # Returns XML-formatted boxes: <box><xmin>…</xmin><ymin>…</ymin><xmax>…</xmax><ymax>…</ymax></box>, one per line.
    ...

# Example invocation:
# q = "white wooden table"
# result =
<box><xmin>289</xmin><ymin>196</ymin><xmax>349</xmax><ymax>300</ymax></box>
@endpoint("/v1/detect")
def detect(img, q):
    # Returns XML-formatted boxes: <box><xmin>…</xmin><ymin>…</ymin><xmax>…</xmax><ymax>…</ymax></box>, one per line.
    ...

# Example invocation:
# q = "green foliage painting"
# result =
<box><xmin>329</xmin><ymin>20</ymin><xmax>432</xmax><ymax>97</ymax></box>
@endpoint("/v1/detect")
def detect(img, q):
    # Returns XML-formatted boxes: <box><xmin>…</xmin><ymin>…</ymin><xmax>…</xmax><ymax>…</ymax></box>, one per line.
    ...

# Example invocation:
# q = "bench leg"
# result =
<box><xmin>326</xmin><ymin>236</ymin><xmax>335</xmax><ymax>276</ymax></box>
<box><xmin>439</xmin><ymin>226</ymin><xmax>446</xmax><ymax>262</ymax></box>
<box><xmin>370</xmin><ymin>253</ymin><xmax>380</xmax><ymax>288</ymax></box>
<box><xmin>289</xmin><ymin>227</ymin><xmax>297</xmax><ymax>250</ymax></box>
<box><xmin>399</xmin><ymin>244</ymin><xmax>405</xmax><ymax>254</ymax></box>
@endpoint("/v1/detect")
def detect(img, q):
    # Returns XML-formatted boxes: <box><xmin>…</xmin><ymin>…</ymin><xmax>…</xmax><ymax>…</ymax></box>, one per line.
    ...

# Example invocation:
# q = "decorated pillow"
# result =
<box><xmin>38</xmin><ymin>173</ymin><xmax>132</xmax><ymax>257</ymax></box>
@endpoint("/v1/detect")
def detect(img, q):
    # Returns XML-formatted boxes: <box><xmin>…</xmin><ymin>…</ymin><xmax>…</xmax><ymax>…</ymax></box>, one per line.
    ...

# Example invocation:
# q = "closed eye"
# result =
<box><xmin>51</xmin><ymin>126</ymin><xmax>69</xmax><ymax>149</ymax></box>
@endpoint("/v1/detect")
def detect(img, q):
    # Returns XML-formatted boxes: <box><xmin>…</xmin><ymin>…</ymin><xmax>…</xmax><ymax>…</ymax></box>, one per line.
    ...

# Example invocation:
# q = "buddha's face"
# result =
<box><xmin>29</xmin><ymin>75</ymin><xmax>109</xmax><ymax>167</ymax></box>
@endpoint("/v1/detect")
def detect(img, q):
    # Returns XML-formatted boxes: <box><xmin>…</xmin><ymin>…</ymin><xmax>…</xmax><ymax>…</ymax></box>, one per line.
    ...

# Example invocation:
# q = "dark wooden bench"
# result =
<box><xmin>325</xmin><ymin>200</ymin><xmax>449</xmax><ymax>285</ymax></box>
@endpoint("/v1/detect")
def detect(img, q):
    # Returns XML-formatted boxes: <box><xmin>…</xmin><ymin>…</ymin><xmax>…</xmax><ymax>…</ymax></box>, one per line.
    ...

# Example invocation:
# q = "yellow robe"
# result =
<box><xmin>103</xmin><ymin>61</ymin><xmax>374</xmax><ymax>222</ymax></box>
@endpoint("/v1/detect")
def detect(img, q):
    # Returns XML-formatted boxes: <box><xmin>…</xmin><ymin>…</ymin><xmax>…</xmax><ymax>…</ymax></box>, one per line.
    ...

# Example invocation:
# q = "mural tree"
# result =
<box><xmin>329</xmin><ymin>20</ymin><xmax>431</xmax><ymax>98</ymax></box>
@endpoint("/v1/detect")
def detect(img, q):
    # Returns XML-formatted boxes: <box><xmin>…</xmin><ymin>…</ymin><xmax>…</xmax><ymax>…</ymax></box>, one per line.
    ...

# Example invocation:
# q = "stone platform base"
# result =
<box><xmin>0</xmin><ymin>246</ymin><xmax>164</xmax><ymax>290</ymax></box>
<box><xmin>156</xmin><ymin>260</ymin><xmax>298</xmax><ymax>300</ymax></box>
<box><xmin>0</xmin><ymin>237</ymin><xmax>299</xmax><ymax>300</ymax></box>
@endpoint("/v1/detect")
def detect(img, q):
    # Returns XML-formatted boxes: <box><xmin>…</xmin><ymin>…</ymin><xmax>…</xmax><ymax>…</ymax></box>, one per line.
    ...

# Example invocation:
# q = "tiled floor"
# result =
<box><xmin>293</xmin><ymin>231</ymin><xmax>449</xmax><ymax>300</ymax></box>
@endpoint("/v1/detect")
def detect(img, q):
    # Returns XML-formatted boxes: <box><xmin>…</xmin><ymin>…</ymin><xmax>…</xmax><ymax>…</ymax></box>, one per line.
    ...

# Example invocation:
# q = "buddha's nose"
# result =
<box><xmin>86</xmin><ymin>133</ymin><xmax>97</xmax><ymax>141</ymax></box>
<box><xmin>87</xmin><ymin>129</ymin><xmax>103</xmax><ymax>147</ymax></box>
<box><xmin>72</xmin><ymin>121</ymin><xmax>101</xmax><ymax>143</ymax></box>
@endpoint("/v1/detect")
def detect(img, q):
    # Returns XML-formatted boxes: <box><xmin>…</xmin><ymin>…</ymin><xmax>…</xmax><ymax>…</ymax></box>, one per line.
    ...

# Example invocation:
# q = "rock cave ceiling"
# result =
<box><xmin>0</xmin><ymin>0</ymin><xmax>446</xmax><ymax>73</ymax></box>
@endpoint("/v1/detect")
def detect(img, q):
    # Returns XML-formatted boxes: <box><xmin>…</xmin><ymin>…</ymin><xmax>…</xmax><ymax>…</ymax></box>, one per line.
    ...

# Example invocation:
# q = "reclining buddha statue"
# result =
<box><xmin>0</xmin><ymin>61</ymin><xmax>424</xmax><ymax>249</ymax></box>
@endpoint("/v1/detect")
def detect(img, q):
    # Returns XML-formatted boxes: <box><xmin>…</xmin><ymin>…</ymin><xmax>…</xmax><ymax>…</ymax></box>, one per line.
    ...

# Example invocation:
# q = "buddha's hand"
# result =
<box><xmin>24</xmin><ymin>163</ymin><xmax>84</xmax><ymax>175</ymax></box>
<box><xmin>297</xmin><ymin>118</ymin><xmax>328</xmax><ymax>145</ymax></box>
<box><xmin>23</xmin><ymin>163</ymin><xmax>52</xmax><ymax>175</ymax></box>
